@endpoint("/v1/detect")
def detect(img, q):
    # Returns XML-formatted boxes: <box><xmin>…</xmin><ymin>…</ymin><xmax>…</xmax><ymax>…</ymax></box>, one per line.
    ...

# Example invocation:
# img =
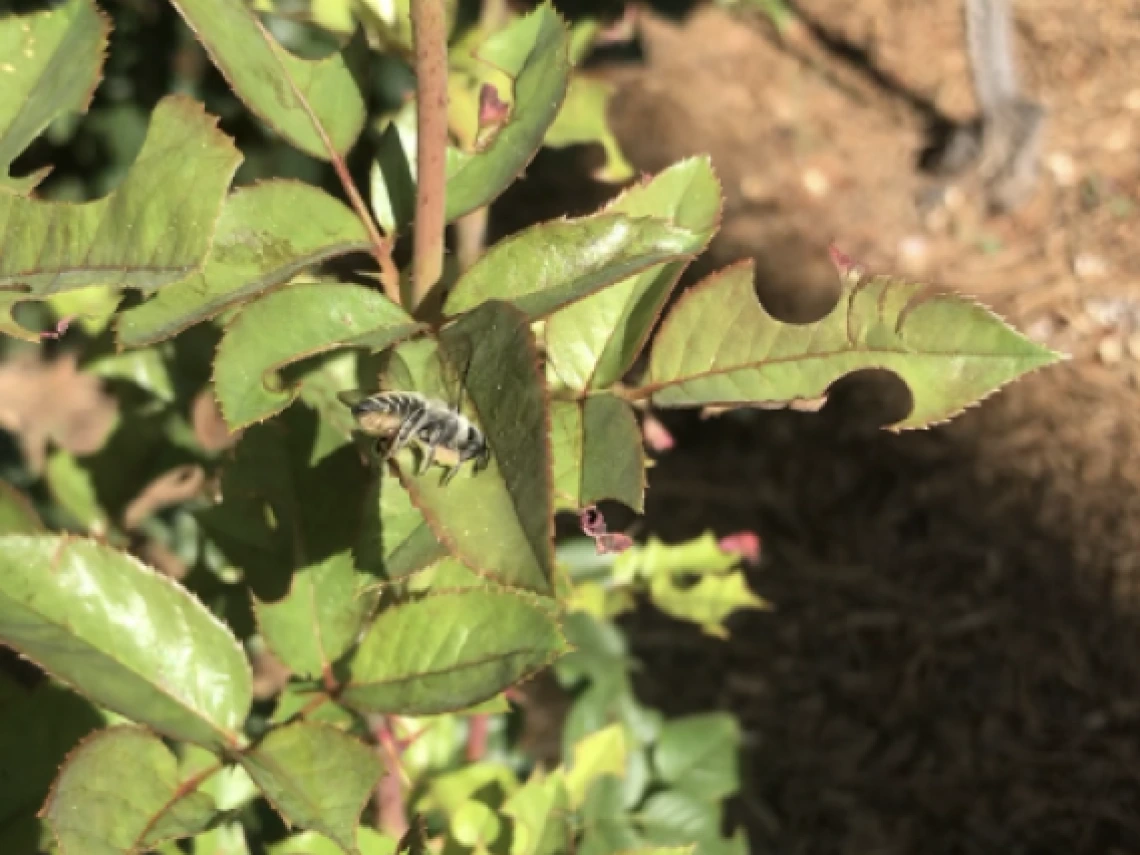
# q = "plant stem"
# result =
<box><xmin>410</xmin><ymin>0</ymin><xmax>450</xmax><ymax>312</ymax></box>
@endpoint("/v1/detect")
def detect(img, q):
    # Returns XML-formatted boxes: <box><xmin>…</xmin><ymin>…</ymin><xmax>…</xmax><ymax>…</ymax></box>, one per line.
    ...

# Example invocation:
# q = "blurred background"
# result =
<box><xmin>3</xmin><ymin>0</ymin><xmax>1140</xmax><ymax>852</ymax></box>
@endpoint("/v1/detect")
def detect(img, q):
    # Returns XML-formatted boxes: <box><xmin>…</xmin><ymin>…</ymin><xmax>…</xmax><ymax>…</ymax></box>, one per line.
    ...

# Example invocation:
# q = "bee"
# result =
<box><xmin>345</xmin><ymin>390</ymin><xmax>491</xmax><ymax>485</ymax></box>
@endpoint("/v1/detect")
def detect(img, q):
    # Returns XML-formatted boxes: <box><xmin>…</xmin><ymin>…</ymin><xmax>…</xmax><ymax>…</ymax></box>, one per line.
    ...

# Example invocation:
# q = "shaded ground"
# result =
<box><xmin>507</xmin><ymin>1</ymin><xmax>1140</xmax><ymax>852</ymax></box>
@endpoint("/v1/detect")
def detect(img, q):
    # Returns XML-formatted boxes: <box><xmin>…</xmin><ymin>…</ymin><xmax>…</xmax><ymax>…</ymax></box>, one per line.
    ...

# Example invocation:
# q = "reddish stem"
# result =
<box><xmin>466</xmin><ymin>713</ymin><xmax>490</xmax><ymax>762</ymax></box>
<box><xmin>409</xmin><ymin>0</ymin><xmax>450</xmax><ymax>311</ymax></box>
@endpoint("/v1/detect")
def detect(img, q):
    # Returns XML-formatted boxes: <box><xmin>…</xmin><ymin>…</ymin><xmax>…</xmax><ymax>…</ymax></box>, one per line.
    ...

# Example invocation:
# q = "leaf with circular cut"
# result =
<box><xmin>0</xmin><ymin>96</ymin><xmax>241</xmax><ymax>298</ymax></box>
<box><xmin>168</xmin><ymin>0</ymin><xmax>365</xmax><ymax>160</ymax></box>
<box><xmin>212</xmin><ymin>282</ymin><xmax>425</xmax><ymax>431</ymax></box>
<box><xmin>443</xmin><ymin>214</ymin><xmax>698</xmax><ymax>321</ymax></box>
<box><xmin>643</xmin><ymin>261</ymin><xmax>1062</xmax><ymax>429</ymax></box>
<box><xmin>341</xmin><ymin>589</ymin><xmax>568</xmax><ymax>715</ymax></box>
<box><xmin>545</xmin><ymin>157</ymin><xmax>722</xmax><ymax>390</ymax></box>
<box><xmin>42</xmin><ymin>726</ymin><xmax>218</xmax><ymax>854</ymax></box>
<box><xmin>118</xmin><ymin>182</ymin><xmax>371</xmax><ymax>348</ymax></box>
<box><xmin>0</xmin><ymin>535</ymin><xmax>252</xmax><ymax>750</ymax></box>
<box><xmin>0</xmin><ymin>0</ymin><xmax>109</xmax><ymax>193</ymax></box>
<box><xmin>238</xmin><ymin>721</ymin><xmax>381</xmax><ymax>854</ymax></box>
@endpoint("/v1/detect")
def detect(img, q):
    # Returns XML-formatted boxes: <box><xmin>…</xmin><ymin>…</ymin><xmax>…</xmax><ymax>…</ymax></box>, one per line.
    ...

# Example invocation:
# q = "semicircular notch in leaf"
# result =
<box><xmin>387</xmin><ymin>305</ymin><xmax>555</xmax><ymax>594</ymax></box>
<box><xmin>445</xmin><ymin>1</ymin><xmax>570</xmax><ymax>223</ymax></box>
<box><xmin>238</xmin><ymin>721</ymin><xmax>382</xmax><ymax>854</ymax></box>
<box><xmin>168</xmin><ymin>0</ymin><xmax>365</xmax><ymax>160</ymax></box>
<box><xmin>42</xmin><ymin>726</ymin><xmax>218</xmax><ymax>855</ymax></box>
<box><xmin>117</xmin><ymin>181</ymin><xmax>372</xmax><ymax>348</ymax></box>
<box><xmin>0</xmin><ymin>0</ymin><xmax>110</xmax><ymax>194</ymax></box>
<box><xmin>212</xmin><ymin>281</ymin><xmax>426</xmax><ymax>431</ymax></box>
<box><xmin>0</xmin><ymin>96</ymin><xmax>241</xmax><ymax>302</ymax></box>
<box><xmin>545</xmin><ymin>157</ymin><xmax>722</xmax><ymax>390</ymax></box>
<box><xmin>444</xmin><ymin>213</ymin><xmax>699</xmax><ymax>321</ymax></box>
<box><xmin>340</xmin><ymin>589</ymin><xmax>568</xmax><ymax>715</ymax></box>
<box><xmin>641</xmin><ymin>261</ymin><xmax>1062</xmax><ymax>429</ymax></box>
<box><xmin>550</xmin><ymin>395</ymin><xmax>644</xmax><ymax>513</ymax></box>
<box><xmin>0</xmin><ymin>535</ymin><xmax>252</xmax><ymax>750</ymax></box>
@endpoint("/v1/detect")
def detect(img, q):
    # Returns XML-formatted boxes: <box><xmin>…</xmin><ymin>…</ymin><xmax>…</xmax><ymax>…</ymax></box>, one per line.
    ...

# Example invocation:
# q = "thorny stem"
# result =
<box><xmin>410</xmin><ymin>0</ymin><xmax>450</xmax><ymax>312</ymax></box>
<box><xmin>250</xmin><ymin>15</ymin><xmax>401</xmax><ymax>304</ymax></box>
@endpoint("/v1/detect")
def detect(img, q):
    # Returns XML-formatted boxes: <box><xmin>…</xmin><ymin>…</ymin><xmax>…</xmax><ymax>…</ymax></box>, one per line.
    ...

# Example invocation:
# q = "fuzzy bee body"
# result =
<box><xmin>348</xmin><ymin>391</ymin><xmax>490</xmax><ymax>485</ymax></box>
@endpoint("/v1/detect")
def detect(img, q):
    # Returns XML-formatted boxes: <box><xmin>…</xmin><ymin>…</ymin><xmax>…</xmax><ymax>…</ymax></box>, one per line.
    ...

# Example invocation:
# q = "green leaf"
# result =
<box><xmin>45</xmin><ymin>450</ymin><xmax>111</xmax><ymax>535</ymax></box>
<box><xmin>406</xmin><ymin>557</ymin><xmax>486</xmax><ymax>594</ymax></box>
<box><xmin>42</xmin><ymin>726</ymin><xmax>218</xmax><ymax>854</ymax></box>
<box><xmin>369</xmin><ymin>121</ymin><xmax>416</xmax><ymax>237</ymax></box>
<box><xmin>443</xmin><ymin>213</ymin><xmax>697</xmax><ymax>321</ymax></box>
<box><xmin>254</xmin><ymin>552</ymin><xmax>375</xmax><ymax>679</ymax></box>
<box><xmin>549</xmin><ymin>395</ymin><xmax>645</xmax><ymax>512</ymax></box>
<box><xmin>564</xmin><ymin>723</ymin><xmax>627</xmax><ymax>808</ymax></box>
<box><xmin>451</xmin><ymin>800</ymin><xmax>503</xmax><ymax>849</ymax></box>
<box><xmin>652</xmin><ymin>714</ymin><xmax>740</xmax><ymax>802</ymax></box>
<box><xmin>117</xmin><ymin>182</ymin><xmax>372</xmax><ymax>348</ymax></box>
<box><xmin>0</xmin><ymin>0</ymin><xmax>110</xmax><ymax>193</ymax></box>
<box><xmin>647</xmin><ymin>567</ymin><xmax>767</xmax><ymax>639</ymax></box>
<box><xmin>270</xmin><ymin>828</ymin><xmax>397</xmax><ymax>855</ymax></box>
<box><xmin>355</xmin><ymin>475</ymin><xmax>446</xmax><ymax>583</ymax></box>
<box><xmin>389</xmin><ymin>306</ymin><xmax>555</xmax><ymax>594</ymax></box>
<box><xmin>341</xmin><ymin>589</ymin><xmax>568</xmax><ymax>715</ymax></box>
<box><xmin>579</xmin><ymin>776</ymin><xmax>644</xmax><ymax>855</ymax></box>
<box><xmin>0</xmin><ymin>96</ymin><xmax>241</xmax><ymax>298</ymax></box>
<box><xmin>638</xmin><ymin>793</ymin><xmax>746</xmax><ymax>855</ymax></box>
<box><xmin>444</xmin><ymin>2</ymin><xmax>570</xmax><ymax>223</ymax></box>
<box><xmin>168</xmin><ymin>0</ymin><xmax>365</xmax><ymax>160</ymax></box>
<box><xmin>545</xmin><ymin>157</ymin><xmax>722</xmax><ymax>390</ymax></box>
<box><xmin>239</xmin><ymin>721</ymin><xmax>382</xmax><ymax>854</ymax></box>
<box><xmin>0</xmin><ymin>680</ymin><xmax>106</xmax><ymax>840</ymax></box>
<box><xmin>87</xmin><ymin>347</ymin><xmax>176</xmax><ymax>403</ymax></box>
<box><xmin>212</xmin><ymin>281</ymin><xmax>425</xmax><ymax>431</ymax></box>
<box><xmin>636</xmin><ymin>791</ymin><xmax>717</xmax><ymax>846</ymax></box>
<box><xmin>418</xmin><ymin>761</ymin><xmax>518</xmax><ymax>815</ymax></box>
<box><xmin>0</xmin><ymin>481</ymin><xmax>42</xmax><ymax>533</ymax></box>
<box><xmin>544</xmin><ymin>76</ymin><xmax>634</xmax><ymax>183</ymax></box>
<box><xmin>643</xmin><ymin>261</ymin><xmax>1062</xmax><ymax>429</ymax></box>
<box><xmin>502</xmin><ymin>774</ymin><xmax>571</xmax><ymax>855</ymax></box>
<box><xmin>182</xmin><ymin>744</ymin><xmax>260</xmax><ymax>812</ymax></box>
<box><xmin>0</xmin><ymin>535</ymin><xmax>252</xmax><ymax>750</ymax></box>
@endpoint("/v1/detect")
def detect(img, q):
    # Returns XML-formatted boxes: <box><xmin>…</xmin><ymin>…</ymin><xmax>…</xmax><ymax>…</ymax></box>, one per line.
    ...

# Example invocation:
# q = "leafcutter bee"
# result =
<box><xmin>343</xmin><ymin>390</ymin><xmax>490</xmax><ymax>485</ymax></box>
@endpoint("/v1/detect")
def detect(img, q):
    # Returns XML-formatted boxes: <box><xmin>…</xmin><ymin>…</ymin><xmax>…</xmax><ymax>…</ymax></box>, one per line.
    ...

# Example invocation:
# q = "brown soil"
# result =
<box><xmin>509</xmin><ymin>1</ymin><xmax>1140</xmax><ymax>852</ymax></box>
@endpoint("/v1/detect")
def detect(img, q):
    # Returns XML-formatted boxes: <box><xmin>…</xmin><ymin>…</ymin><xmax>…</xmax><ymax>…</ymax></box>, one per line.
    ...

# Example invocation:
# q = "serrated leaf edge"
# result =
<box><xmin>0</xmin><ymin>533</ymin><xmax>253</xmax><ymax>749</ymax></box>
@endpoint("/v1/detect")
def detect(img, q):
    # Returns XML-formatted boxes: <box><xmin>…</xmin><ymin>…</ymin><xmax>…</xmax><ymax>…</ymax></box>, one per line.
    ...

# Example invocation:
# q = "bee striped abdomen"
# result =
<box><xmin>346</xmin><ymin>390</ymin><xmax>491</xmax><ymax>484</ymax></box>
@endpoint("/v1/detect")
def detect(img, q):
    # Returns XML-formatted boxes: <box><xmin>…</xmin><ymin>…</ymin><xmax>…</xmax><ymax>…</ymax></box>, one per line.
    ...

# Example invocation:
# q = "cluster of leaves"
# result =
<box><xmin>0</xmin><ymin>0</ymin><xmax>1059</xmax><ymax>853</ymax></box>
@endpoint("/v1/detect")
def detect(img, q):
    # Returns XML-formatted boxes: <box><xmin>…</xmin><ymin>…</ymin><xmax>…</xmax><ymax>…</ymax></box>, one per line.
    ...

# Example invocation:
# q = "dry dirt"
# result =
<box><xmin>503</xmin><ymin>1</ymin><xmax>1140</xmax><ymax>852</ymax></box>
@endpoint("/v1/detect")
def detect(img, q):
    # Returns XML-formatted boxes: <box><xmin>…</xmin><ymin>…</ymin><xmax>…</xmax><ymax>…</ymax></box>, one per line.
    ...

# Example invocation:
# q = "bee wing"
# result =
<box><xmin>337</xmin><ymin>389</ymin><xmax>369</xmax><ymax>408</ymax></box>
<box><xmin>441</xmin><ymin>330</ymin><xmax>477</xmax><ymax>413</ymax></box>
